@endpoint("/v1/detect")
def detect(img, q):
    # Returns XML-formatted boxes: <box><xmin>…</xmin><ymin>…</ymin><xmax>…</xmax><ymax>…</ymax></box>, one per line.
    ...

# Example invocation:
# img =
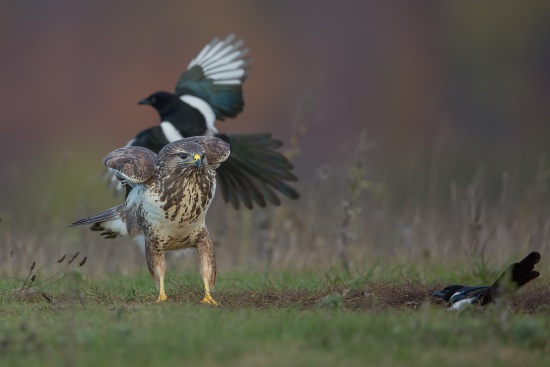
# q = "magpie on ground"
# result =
<box><xmin>106</xmin><ymin>34</ymin><xmax>299</xmax><ymax>209</ymax></box>
<box><xmin>432</xmin><ymin>251</ymin><xmax>541</xmax><ymax>310</ymax></box>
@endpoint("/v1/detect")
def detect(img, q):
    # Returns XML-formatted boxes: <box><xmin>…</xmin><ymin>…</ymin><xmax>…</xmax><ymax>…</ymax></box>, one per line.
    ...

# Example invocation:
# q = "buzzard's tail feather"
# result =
<box><xmin>70</xmin><ymin>207</ymin><xmax>119</xmax><ymax>227</ymax></box>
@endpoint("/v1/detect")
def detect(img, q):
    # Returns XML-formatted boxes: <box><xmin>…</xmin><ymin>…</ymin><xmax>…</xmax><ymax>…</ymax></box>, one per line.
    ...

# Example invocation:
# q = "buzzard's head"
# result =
<box><xmin>158</xmin><ymin>141</ymin><xmax>207</xmax><ymax>175</ymax></box>
<box><xmin>157</xmin><ymin>136</ymin><xmax>230</xmax><ymax>176</ymax></box>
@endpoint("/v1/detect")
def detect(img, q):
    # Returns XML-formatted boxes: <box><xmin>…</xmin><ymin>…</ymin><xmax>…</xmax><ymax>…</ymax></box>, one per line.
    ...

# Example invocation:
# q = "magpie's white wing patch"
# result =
<box><xmin>177</xmin><ymin>96</ymin><xmax>217</xmax><ymax>134</ymax></box>
<box><xmin>449</xmin><ymin>298</ymin><xmax>475</xmax><ymax>311</ymax></box>
<box><xmin>187</xmin><ymin>34</ymin><xmax>249</xmax><ymax>85</ymax></box>
<box><xmin>160</xmin><ymin>121</ymin><xmax>185</xmax><ymax>142</ymax></box>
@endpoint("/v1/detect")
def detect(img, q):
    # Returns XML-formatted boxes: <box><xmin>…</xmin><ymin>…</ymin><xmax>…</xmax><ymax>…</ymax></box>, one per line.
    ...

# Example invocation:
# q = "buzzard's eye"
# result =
<box><xmin>201</xmin><ymin>153</ymin><xmax>206</xmax><ymax>160</ymax></box>
<box><xmin>178</xmin><ymin>153</ymin><xmax>188</xmax><ymax>160</ymax></box>
<box><xmin>150</xmin><ymin>97</ymin><xmax>157</xmax><ymax>104</ymax></box>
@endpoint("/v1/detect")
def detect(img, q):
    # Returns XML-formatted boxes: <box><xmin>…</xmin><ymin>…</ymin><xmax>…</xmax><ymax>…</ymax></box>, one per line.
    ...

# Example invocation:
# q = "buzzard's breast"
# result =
<box><xmin>137</xmin><ymin>169</ymin><xmax>217</xmax><ymax>251</ymax></box>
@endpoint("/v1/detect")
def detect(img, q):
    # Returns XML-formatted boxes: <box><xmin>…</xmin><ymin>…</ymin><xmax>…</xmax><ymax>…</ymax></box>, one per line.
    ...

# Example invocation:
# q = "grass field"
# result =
<box><xmin>3</xmin><ymin>127</ymin><xmax>550</xmax><ymax>367</ymax></box>
<box><xmin>3</xmin><ymin>146</ymin><xmax>550</xmax><ymax>367</ymax></box>
<box><xmin>1</xmin><ymin>267</ymin><xmax>549</xmax><ymax>367</ymax></box>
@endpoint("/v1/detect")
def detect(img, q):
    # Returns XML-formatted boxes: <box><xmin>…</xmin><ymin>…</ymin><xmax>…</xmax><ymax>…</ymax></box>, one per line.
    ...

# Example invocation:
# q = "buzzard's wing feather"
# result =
<box><xmin>70</xmin><ymin>207</ymin><xmax>119</xmax><ymax>227</ymax></box>
<box><xmin>103</xmin><ymin>146</ymin><xmax>157</xmax><ymax>185</ymax></box>
<box><xmin>104</xmin><ymin>127</ymin><xmax>168</xmax><ymax>195</ymax></box>
<box><xmin>184</xmin><ymin>136</ymin><xmax>230</xmax><ymax>165</ymax></box>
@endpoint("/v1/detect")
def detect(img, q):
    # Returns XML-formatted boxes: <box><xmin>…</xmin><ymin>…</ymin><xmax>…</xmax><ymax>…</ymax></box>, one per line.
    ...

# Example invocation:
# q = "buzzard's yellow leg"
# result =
<box><xmin>157</xmin><ymin>274</ymin><xmax>168</xmax><ymax>302</ymax></box>
<box><xmin>146</xmin><ymin>247</ymin><xmax>168</xmax><ymax>302</ymax></box>
<box><xmin>197</xmin><ymin>229</ymin><xmax>219</xmax><ymax>306</ymax></box>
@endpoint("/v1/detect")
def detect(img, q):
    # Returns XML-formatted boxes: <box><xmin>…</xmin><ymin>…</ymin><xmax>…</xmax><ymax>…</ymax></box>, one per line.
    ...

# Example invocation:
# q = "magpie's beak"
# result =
<box><xmin>193</xmin><ymin>154</ymin><xmax>201</xmax><ymax>167</ymax></box>
<box><xmin>432</xmin><ymin>290</ymin><xmax>446</xmax><ymax>299</ymax></box>
<box><xmin>138</xmin><ymin>98</ymin><xmax>152</xmax><ymax>105</ymax></box>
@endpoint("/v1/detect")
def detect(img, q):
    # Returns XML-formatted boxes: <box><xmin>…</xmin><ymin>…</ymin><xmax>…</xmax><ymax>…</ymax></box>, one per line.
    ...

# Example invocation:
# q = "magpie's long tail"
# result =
<box><xmin>215</xmin><ymin>133</ymin><xmax>299</xmax><ymax>209</ymax></box>
<box><xmin>481</xmin><ymin>251</ymin><xmax>541</xmax><ymax>305</ymax></box>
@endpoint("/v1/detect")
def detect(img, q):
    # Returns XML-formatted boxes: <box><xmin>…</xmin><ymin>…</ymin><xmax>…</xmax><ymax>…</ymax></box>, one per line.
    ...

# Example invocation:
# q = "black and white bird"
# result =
<box><xmin>73</xmin><ymin>136</ymin><xmax>230</xmax><ymax>305</ymax></box>
<box><xmin>432</xmin><ymin>252</ymin><xmax>541</xmax><ymax>310</ymax></box>
<box><xmin>107</xmin><ymin>34</ymin><xmax>299</xmax><ymax>209</ymax></box>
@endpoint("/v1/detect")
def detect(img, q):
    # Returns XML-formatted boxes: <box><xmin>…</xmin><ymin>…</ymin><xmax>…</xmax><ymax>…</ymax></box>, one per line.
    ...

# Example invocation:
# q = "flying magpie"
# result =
<box><xmin>106</xmin><ymin>34</ymin><xmax>299</xmax><ymax>209</ymax></box>
<box><xmin>432</xmin><ymin>251</ymin><xmax>541</xmax><ymax>310</ymax></box>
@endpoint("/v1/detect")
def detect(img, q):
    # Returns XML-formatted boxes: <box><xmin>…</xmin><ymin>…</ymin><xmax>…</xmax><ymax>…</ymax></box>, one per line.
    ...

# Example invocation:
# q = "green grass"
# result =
<box><xmin>1</xmin><ymin>271</ymin><xmax>549</xmax><ymax>367</ymax></box>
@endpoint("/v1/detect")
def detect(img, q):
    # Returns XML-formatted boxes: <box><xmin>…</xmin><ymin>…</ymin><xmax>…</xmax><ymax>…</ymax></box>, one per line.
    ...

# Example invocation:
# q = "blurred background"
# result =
<box><xmin>2</xmin><ymin>1</ymin><xmax>550</xmax><ymax>276</ymax></box>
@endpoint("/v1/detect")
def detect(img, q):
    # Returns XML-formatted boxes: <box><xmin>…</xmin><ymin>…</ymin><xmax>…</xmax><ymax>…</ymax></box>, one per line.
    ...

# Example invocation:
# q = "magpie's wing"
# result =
<box><xmin>432</xmin><ymin>285</ymin><xmax>466</xmax><ymax>303</ymax></box>
<box><xmin>175</xmin><ymin>34</ymin><xmax>250</xmax><ymax>121</ymax></box>
<box><xmin>215</xmin><ymin>133</ymin><xmax>299</xmax><ymax>209</ymax></box>
<box><xmin>103</xmin><ymin>146</ymin><xmax>157</xmax><ymax>187</ymax></box>
<box><xmin>448</xmin><ymin>286</ymin><xmax>490</xmax><ymax>309</ymax></box>
<box><xmin>482</xmin><ymin>251</ymin><xmax>541</xmax><ymax>304</ymax></box>
<box><xmin>184</xmin><ymin>136</ymin><xmax>230</xmax><ymax>166</ymax></box>
<box><xmin>451</xmin><ymin>286</ymin><xmax>489</xmax><ymax>301</ymax></box>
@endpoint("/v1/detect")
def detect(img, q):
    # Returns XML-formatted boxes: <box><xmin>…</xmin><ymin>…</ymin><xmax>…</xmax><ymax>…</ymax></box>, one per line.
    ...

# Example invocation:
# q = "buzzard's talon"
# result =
<box><xmin>201</xmin><ymin>293</ymin><xmax>219</xmax><ymax>306</ymax></box>
<box><xmin>156</xmin><ymin>292</ymin><xmax>168</xmax><ymax>302</ymax></box>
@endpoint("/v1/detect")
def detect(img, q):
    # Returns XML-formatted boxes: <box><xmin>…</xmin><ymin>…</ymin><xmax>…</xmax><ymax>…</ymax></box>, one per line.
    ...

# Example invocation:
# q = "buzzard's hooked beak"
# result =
<box><xmin>432</xmin><ymin>290</ymin><xmax>446</xmax><ymax>299</ymax></box>
<box><xmin>193</xmin><ymin>154</ymin><xmax>201</xmax><ymax>167</ymax></box>
<box><xmin>138</xmin><ymin>98</ymin><xmax>152</xmax><ymax>105</ymax></box>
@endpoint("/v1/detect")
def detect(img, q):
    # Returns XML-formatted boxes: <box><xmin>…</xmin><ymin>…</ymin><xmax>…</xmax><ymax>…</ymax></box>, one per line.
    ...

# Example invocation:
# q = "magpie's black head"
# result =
<box><xmin>432</xmin><ymin>284</ymin><xmax>465</xmax><ymax>303</ymax></box>
<box><xmin>138</xmin><ymin>91</ymin><xmax>181</xmax><ymax>118</ymax></box>
<box><xmin>133</xmin><ymin>126</ymin><xmax>170</xmax><ymax>154</ymax></box>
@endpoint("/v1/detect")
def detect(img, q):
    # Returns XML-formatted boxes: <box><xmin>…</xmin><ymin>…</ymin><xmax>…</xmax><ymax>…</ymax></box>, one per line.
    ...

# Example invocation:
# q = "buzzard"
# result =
<box><xmin>106</xmin><ymin>34</ymin><xmax>299</xmax><ymax>209</ymax></box>
<box><xmin>73</xmin><ymin>136</ymin><xmax>230</xmax><ymax>305</ymax></box>
<box><xmin>432</xmin><ymin>251</ymin><xmax>541</xmax><ymax>310</ymax></box>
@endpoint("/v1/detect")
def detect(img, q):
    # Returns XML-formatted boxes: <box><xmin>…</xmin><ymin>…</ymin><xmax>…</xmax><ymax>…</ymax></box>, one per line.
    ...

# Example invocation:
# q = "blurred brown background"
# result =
<box><xmin>2</xmin><ymin>1</ymin><xmax>550</xmax><ymax>274</ymax></box>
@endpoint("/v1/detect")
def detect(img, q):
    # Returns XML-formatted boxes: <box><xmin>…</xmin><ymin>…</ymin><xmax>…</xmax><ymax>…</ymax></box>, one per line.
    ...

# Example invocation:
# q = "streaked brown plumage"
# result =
<box><xmin>72</xmin><ymin>136</ymin><xmax>230</xmax><ymax>304</ymax></box>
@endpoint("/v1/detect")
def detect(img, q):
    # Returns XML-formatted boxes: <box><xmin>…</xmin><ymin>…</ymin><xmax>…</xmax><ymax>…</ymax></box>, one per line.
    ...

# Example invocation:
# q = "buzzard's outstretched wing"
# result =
<box><xmin>104</xmin><ymin>127</ymin><xmax>168</xmax><ymax>195</ymax></box>
<box><xmin>103</xmin><ymin>146</ymin><xmax>157</xmax><ymax>187</ymax></box>
<box><xmin>184</xmin><ymin>136</ymin><xmax>230</xmax><ymax>165</ymax></box>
